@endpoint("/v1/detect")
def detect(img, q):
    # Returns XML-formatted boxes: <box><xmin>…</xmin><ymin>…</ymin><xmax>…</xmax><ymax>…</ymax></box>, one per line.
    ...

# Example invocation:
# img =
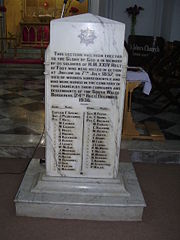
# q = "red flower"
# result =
<box><xmin>0</xmin><ymin>6</ymin><xmax>6</xmax><ymax>12</ymax></box>
<box><xmin>69</xmin><ymin>7</ymin><xmax>79</xmax><ymax>14</ymax></box>
<box><xmin>43</xmin><ymin>1</ymin><xmax>48</xmax><ymax>8</ymax></box>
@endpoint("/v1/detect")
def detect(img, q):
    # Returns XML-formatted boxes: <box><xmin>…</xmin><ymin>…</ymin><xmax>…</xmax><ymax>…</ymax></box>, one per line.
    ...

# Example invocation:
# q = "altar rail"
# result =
<box><xmin>0</xmin><ymin>37</ymin><xmax>45</xmax><ymax>61</ymax></box>
<box><xmin>0</xmin><ymin>37</ymin><xmax>17</xmax><ymax>59</ymax></box>
<box><xmin>20</xmin><ymin>22</ymin><xmax>50</xmax><ymax>48</ymax></box>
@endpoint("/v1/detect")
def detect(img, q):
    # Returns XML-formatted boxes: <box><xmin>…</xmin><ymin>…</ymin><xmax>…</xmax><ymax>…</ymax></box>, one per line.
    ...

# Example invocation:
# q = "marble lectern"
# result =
<box><xmin>15</xmin><ymin>14</ymin><xmax>146</xmax><ymax>221</ymax></box>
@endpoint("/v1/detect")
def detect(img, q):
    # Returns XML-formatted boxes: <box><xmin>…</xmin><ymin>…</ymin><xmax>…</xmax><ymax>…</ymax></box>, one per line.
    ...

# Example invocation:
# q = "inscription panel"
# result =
<box><xmin>50</xmin><ymin>52</ymin><xmax>122</xmax><ymax>102</ymax></box>
<box><xmin>83</xmin><ymin>109</ymin><xmax>114</xmax><ymax>177</ymax></box>
<box><xmin>46</xmin><ymin>51</ymin><xmax>124</xmax><ymax>177</ymax></box>
<box><xmin>45</xmin><ymin>14</ymin><xmax>127</xmax><ymax>178</ymax></box>
<box><xmin>51</xmin><ymin>106</ymin><xmax>83</xmax><ymax>175</ymax></box>
<box><xmin>50</xmin><ymin>105</ymin><xmax>114</xmax><ymax>177</ymax></box>
<box><xmin>46</xmin><ymin>50</ymin><xmax>126</xmax><ymax>177</ymax></box>
<box><xmin>46</xmin><ymin>51</ymin><xmax>125</xmax><ymax>177</ymax></box>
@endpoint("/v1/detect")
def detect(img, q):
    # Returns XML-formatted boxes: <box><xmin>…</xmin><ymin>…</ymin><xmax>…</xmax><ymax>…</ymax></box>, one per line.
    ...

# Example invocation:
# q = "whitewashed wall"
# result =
<box><xmin>98</xmin><ymin>0</ymin><xmax>163</xmax><ymax>41</ymax></box>
<box><xmin>161</xmin><ymin>0</ymin><xmax>175</xmax><ymax>41</ymax></box>
<box><xmin>160</xmin><ymin>0</ymin><xmax>180</xmax><ymax>41</ymax></box>
<box><xmin>170</xmin><ymin>0</ymin><xmax>180</xmax><ymax>41</ymax></box>
<box><xmin>88</xmin><ymin>0</ymin><xmax>100</xmax><ymax>15</ymax></box>
<box><xmin>92</xmin><ymin>0</ymin><xmax>180</xmax><ymax>41</ymax></box>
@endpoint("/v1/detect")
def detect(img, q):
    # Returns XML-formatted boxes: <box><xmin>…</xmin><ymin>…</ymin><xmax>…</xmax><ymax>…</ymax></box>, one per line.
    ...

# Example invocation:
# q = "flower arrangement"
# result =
<box><xmin>126</xmin><ymin>4</ymin><xmax>144</xmax><ymax>35</ymax></box>
<box><xmin>69</xmin><ymin>6</ymin><xmax>79</xmax><ymax>15</ymax></box>
<box><xmin>43</xmin><ymin>1</ymin><xmax>49</xmax><ymax>9</ymax></box>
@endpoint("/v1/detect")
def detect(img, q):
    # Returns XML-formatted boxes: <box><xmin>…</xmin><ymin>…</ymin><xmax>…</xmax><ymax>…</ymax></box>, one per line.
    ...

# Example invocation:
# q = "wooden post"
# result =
<box><xmin>122</xmin><ymin>81</ymin><xmax>141</xmax><ymax>138</ymax></box>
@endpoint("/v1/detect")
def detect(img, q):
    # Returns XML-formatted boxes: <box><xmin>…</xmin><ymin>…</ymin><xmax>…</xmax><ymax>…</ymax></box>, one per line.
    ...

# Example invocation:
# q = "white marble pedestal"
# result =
<box><xmin>15</xmin><ymin>159</ymin><xmax>146</xmax><ymax>221</ymax></box>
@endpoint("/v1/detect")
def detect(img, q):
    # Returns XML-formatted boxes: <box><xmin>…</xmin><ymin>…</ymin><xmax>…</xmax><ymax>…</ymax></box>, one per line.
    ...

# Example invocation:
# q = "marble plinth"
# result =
<box><xmin>15</xmin><ymin>159</ymin><xmax>146</xmax><ymax>221</ymax></box>
<box><xmin>45</xmin><ymin>14</ymin><xmax>128</xmax><ymax>179</ymax></box>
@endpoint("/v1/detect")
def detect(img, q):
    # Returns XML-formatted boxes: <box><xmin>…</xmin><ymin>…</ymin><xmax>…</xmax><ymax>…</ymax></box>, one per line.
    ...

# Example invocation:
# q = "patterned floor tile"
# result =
<box><xmin>5</xmin><ymin>87</ymin><xmax>24</xmax><ymax>93</ymax></box>
<box><xmin>25</xmin><ymin>85</ymin><xmax>44</xmax><ymax>90</ymax></box>
<box><xmin>132</xmin><ymin>102</ymin><xmax>143</xmax><ymax>110</ymax></box>
<box><xmin>29</xmin><ymin>95</ymin><xmax>44</xmax><ymax>101</ymax></box>
<box><xmin>17</xmin><ymin>90</ymin><xmax>42</xmax><ymax>97</ymax></box>
<box><xmin>164</xmin><ymin>124</ymin><xmax>180</xmax><ymax>137</ymax></box>
<box><xmin>4</xmin><ymin>83</ymin><xmax>24</xmax><ymax>89</ymax></box>
<box><xmin>0</xmin><ymin>75</ymin><xmax>179</xmax><ymax>143</ymax></box>
<box><xmin>140</xmin><ymin>117</ymin><xmax>175</xmax><ymax>130</ymax></box>
<box><xmin>155</xmin><ymin>112</ymin><xmax>180</xmax><ymax>123</ymax></box>
<box><xmin>132</xmin><ymin>111</ymin><xmax>150</xmax><ymax>122</ymax></box>
<box><xmin>33</xmin><ymin>76</ymin><xmax>44</xmax><ymax>80</ymax></box>
<box><xmin>22</xmin><ymin>102</ymin><xmax>44</xmax><ymax>111</ymax></box>
<box><xmin>27</xmin><ymin>122</ymin><xmax>45</xmax><ymax>134</ymax></box>
<box><xmin>0</xmin><ymin>123</ymin><xmax>18</xmax><ymax>132</ymax></box>
<box><xmin>3</xmin><ymin>79</ymin><xmax>24</xmax><ymax>84</ymax></box>
<box><xmin>0</xmin><ymin>100</ymin><xmax>14</xmax><ymax>108</ymax></box>
<box><xmin>163</xmin><ymin>132</ymin><xmax>180</xmax><ymax>140</ymax></box>
<box><xmin>0</xmin><ymin>93</ymin><xmax>21</xmax><ymax>100</ymax></box>
<box><xmin>169</xmin><ymin>88</ymin><xmax>180</xmax><ymax>95</ymax></box>
<box><xmin>37</xmin><ymin>88</ymin><xmax>45</xmax><ymax>93</ymax></box>
<box><xmin>134</xmin><ymin>105</ymin><xmax>160</xmax><ymax>115</ymax></box>
<box><xmin>0</xmin><ymin>126</ymin><xmax>39</xmax><ymax>135</ymax></box>
<box><xmin>7</xmin><ymin>97</ymin><xmax>37</xmax><ymax>106</ymax></box>
<box><xmin>164</xmin><ymin>105</ymin><xmax>180</xmax><ymax>113</ymax></box>
<box><xmin>0</xmin><ymin>114</ymin><xmax>6</xmax><ymax>119</ymax></box>
<box><xmin>0</xmin><ymin>118</ymin><xmax>15</xmax><ymax>126</ymax></box>
<box><xmin>0</xmin><ymin>89</ymin><xmax>11</xmax><ymax>96</ymax></box>
<box><xmin>0</xmin><ymin>106</ymin><xmax>31</xmax><ymax>120</ymax></box>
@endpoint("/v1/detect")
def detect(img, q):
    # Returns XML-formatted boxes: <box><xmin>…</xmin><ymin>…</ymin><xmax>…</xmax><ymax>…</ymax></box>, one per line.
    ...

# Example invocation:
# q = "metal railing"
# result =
<box><xmin>0</xmin><ymin>37</ymin><xmax>17</xmax><ymax>59</ymax></box>
<box><xmin>0</xmin><ymin>37</ymin><xmax>46</xmax><ymax>60</ymax></box>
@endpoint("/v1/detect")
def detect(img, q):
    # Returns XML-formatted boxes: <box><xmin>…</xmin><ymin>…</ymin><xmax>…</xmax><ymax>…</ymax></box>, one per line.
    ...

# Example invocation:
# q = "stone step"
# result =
<box><xmin>121</xmin><ymin>140</ymin><xmax>180</xmax><ymax>164</ymax></box>
<box><xmin>4</xmin><ymin>53</ymin><xmax>42</xmax><ymax>59</ymax></box>
<box><xmin>4</xmin><ymin>48</ymin><xmax>44</xmax><ymax>59</ymax></box>
<box><xmin>0</xmin><ymin>63</ymin><xmax>44</xmax><ymax>77</ymax></box>
<box><xmin>0</xmin><ymin>68</ymin><xmax>44</xmax><ymax>76</ymax></box>
<box><xmin>0</xmin><ymin>63</ymin><xmax>44</xmax><ymax>69</ymax></box>
<box><xmin>1</xmin><ymin>48</ymin><xmax>45</xmax><ymax>59</ymax></box>
<box><xmin>8</xmin><ymin>48</ymin><xmax>44</xmax><ymax>54</ymax></box>
<box><xmin>0</xmin><ymin>139</ymin><xmax>179</xmax><ymax>164</ymax></box>
<box><xmin>15</xmin><ymin>160</ymin><xmax>145</xmax><ymax>221</ymax></box>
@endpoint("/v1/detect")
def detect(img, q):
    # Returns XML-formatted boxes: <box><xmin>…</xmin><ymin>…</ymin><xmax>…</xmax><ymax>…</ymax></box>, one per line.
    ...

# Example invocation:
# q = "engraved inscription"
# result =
<box><xmin>78</xmin><ymin>28</ymin><xmax>97</xmax><ymax>46</ymax></box>
<box><xmin>85</xmin><ymin>110</ymin><xmax>111</xmax><ymax>169</ymax></box>
<box><xmin>52</xmin><ymin>107</ymin><xmax>82</xmax><ymax>172</ymax></box>
<box><xmin>47</xmin><ymin>52</ymin><xmax>123</xmax><ymax>176</ymax></box>
<box><xmin>51</xmin><ymin>106</ymin><xmax>112</xmax><ymax>174</ymax></box>
<box><xmin>50</xmin><ymin>52</ymin><xmax>122</xmax><ymax>101</ymax></box>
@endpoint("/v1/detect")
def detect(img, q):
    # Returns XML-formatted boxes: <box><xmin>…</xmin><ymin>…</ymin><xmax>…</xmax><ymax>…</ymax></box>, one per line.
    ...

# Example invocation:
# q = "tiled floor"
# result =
<box><xmin>0</xmin><ymin>76</ymin><xmax>45</xmax><ymax>150</ymax></box>
<box><xmin>0</xmin><ymin>73</ymin><xmax>180</xmax><ymax>161</ymax></box>
<box><xmin>132</xmin><ymin>86</ymin><xmax>180</xmax><ymax>140</ymax></box>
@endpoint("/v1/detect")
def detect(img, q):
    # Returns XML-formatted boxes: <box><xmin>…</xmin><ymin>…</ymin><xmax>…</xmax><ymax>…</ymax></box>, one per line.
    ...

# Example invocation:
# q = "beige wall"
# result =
<box><xmin>5</xmin><ymin>0</ymin><xmax>22</xmax><ymax>37</ymax></box>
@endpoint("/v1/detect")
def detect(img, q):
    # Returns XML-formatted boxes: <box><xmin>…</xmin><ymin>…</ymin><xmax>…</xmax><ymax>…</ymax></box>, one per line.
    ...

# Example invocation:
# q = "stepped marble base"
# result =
<box><xmin>15</xmin><ymin>159</ymin><xmax>146</xmax><ymax>221</ymax></box>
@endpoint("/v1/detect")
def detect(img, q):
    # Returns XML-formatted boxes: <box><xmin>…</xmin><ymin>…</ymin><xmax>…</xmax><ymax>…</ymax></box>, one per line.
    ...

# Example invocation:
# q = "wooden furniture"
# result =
<box><xmin>148</xmin><ymin>42</ymin><xmax>180</xmax><ymax>111</ymax></box>
<box><xmin>19</xmin><ymin>0</ymin><xmax>57</xmax><ymax>47</ymax></box>
<box><xmin>128</xmin><ymin>35</ymin><xmax>165</xmax><ymax>67</ymax></box>
<box><xmin>122</xmin><ymin>81</ymin><xmax>141</xmax><ymax>138</ymax></box>
<box><xmin>20</xmin><ymin>21</ymin><xmax>50</xmax><ymax>47</ymax></box>
<box><xmin>122</xmin><ymin>80</ymin><xmax>165</xmax><ymax>141</ymax></box>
